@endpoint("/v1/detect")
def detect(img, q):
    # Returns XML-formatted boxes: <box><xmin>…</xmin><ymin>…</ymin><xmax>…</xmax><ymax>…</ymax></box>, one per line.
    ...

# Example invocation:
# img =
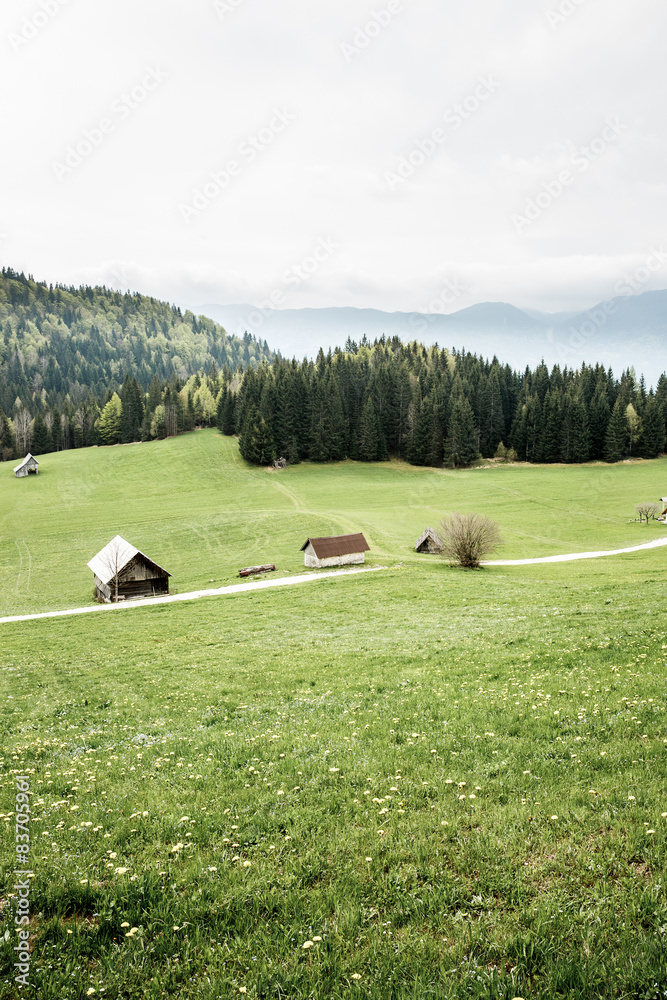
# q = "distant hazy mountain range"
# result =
<box><xmin>199</xmin><ymin>289</ymin><xmax>667</xmax><ymax>385</ymax></box>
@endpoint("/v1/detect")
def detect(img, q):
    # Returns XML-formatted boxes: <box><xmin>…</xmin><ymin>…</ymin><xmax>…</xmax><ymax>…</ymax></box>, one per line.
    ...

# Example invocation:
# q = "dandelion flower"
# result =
<box><xmin>365</xmin><ymin>856</ymin><xmax>372</xmax><ymax>861</ymax></box>
<box><xmin>239</xmin><ymin>989</ymin><xmax>247</xmax><ymax>995</ymax></box>
<box><xmin>171</xmin><ymin>843</ymin><xmax>184</xmax><ymax>853</ymax></box>
<box><xmin>550</xmin><ymin>815</ymin><xmax>558</xmax><ymax>821</ymax></box>
<box><xmin>647</xmin><ymin>829</ymin><xmax>655</xmax><ymax>834</ymax></box>
<box><xmin>351</xmin><ymin>973</ymin><xmax>362</xmax><ymax>980</ymax></box>
<box><xmin>120</xmin><ymin>922</ymin><xmax>130</xmax><ymax>928</ymax></box>
<box><xmin>87</xmin><ymin>990</ymin><xmax>96</xmax><ymax>996</ymax></box>
<box><xmin>313</xmin><ymin>935</ymin><xmax>322</xmax><ymax>941</ymax></box>
<box><xmin>243</xmin><ymin>860</ymin><xmax>251</xmax><ymax>867</ymax></box>
<box><xmin>302</xmin><ymin>940</ymin><xmax>313</xmax><ymax>949</ymax></box>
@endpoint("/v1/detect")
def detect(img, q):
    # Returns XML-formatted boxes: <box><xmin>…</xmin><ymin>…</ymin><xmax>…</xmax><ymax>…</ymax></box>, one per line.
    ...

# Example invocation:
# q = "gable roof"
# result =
<box><xmin>87</xmin><ymin>534</ymin><xmax>171</xmax><ymax>585</ymax></box>
<box><xmin>13</xmin><ymin>453</ymin><xmax>38</xmax><ymax>472</ymax></box>
<box><xmin>300</xmin><ymin>533</ymin><xmax>370</xmax><ymax>559</ymax></box>
<box><xmin>415</xmin><ymin>527</ymin><xmax>443</xmax><ymax>551</ymax></box>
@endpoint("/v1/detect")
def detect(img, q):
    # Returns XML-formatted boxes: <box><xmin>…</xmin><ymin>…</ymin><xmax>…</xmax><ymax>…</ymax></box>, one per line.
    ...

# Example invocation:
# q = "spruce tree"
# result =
<box><xmin>604</xmin><ymin>397</ymin><xmax>627</xmax><ymax>462</ymax></box>
<box><xmin>443</xmin><ymin>396</ymin><xmax>478</xmax><ymax>468</ymax></box>
<box><xmin>640</xmin><ymin>395</ymin><xmax>665</xmax><ymax>458</ymax></box>
<box><xmin>540</xmin><ymin>390</ymin><xmax>562</xmax><ymax>462</ymax></box>
<box><xmin>0</xmin><ymin>407</ymin><xmax>16</xmax><ymax>460</ymax></box>
<box><xmin>358</xmin><ymin>395</ymin><xmax>382</xmax><ymax>462</ymax></box>
<box><xmin>478</xmin><ymin>371</ymin><xmax>506</xmax><ymax>457</ymax></box>
<box><xmin>588</xmin><ymin>385</ymin><xmax>610</xmax><ymax>460</ymax></box>
<box><xmin>31</xmin><ymin>412</ymin><xmax>51</xmax><ymax>455</ymax></box>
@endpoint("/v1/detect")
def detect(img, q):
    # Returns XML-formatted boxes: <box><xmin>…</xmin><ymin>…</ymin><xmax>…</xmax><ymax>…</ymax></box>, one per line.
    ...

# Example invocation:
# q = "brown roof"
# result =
<box><xmin>300</xmin><ymin>533</ymin><xmax>370</xmax><ymax>559</ymax></box>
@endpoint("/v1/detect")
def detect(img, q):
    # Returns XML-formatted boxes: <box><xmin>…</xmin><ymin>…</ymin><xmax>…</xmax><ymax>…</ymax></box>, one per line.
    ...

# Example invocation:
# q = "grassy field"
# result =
<box><xmin>1</xmin><ymin>429</ymin><xmax>666</xmax><ymax>617</ymax></box>
<box><xmin>1</xmin><ymin>433</ymin><xmax>667</xmax><ymax>998</ymax></box>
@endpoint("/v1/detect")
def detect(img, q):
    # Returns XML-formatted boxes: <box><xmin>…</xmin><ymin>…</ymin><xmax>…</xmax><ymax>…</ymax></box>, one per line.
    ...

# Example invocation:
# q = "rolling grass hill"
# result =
<box><xmin>1</xmin><ymin>429</ymin><xmax>666</xmax><ymax>617</ymax></box>
<box><xmin>1</xmin><ymin>434</ymin><xmax>667</xmax><ymax>998</ymax></box>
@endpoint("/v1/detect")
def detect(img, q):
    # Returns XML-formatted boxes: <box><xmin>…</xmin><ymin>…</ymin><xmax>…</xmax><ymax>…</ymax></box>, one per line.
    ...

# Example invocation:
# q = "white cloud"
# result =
<box><xmin>1</xmin><ymin>0</ymin><xmax>665</xmax><ymax>320</ymax></box>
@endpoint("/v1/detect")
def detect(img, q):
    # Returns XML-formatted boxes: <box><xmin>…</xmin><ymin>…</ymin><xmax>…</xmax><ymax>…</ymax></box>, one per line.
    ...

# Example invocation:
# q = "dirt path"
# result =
<box><xmin>484</xmin><ymin>535</ymin><xmax>667</xmax><ymax>566</ymax></box>
<box><xmin>2</xmin><ymin>535</ymin><xmax>665</xmax><ymax>626</ymax></box>
<box><xmin>0</xmin><ymin>566</ymin><xmax>386</xmax><ymax>626</ymax></box>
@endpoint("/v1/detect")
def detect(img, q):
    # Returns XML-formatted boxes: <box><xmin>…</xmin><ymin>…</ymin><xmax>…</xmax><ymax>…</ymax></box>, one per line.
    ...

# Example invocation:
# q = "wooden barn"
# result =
<box><xmin>87</xmin><ymin>535</ymin><xmax>171</xmax><ymax>602</ymax></box>
<box><xmin>415</xmin><ymin>527</ymin><xmax>443</xmax><ymax>553</ymax></box>
<box><xmin>301</xmin><ymin>533</ymin><xmax>370</xmax><ymax>569</ymax></box>
<box><xmin>14</xmin><ymin>454</ymin><xmax>39</xmax><ymax>478</ymax></box>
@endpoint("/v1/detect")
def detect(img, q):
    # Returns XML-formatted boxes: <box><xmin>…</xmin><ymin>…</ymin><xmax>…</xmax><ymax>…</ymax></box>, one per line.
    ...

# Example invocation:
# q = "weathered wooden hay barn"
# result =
<box><xmin>87</xmin><ymin>535</ymin><xmax>171</xmax><ymax>602</ymax></box>
<box><xmin>415</xmin><ymin>527</ymin><xmax>443</xmax><ymax>553</ymax></box>
<box><xmin>14</xmin><ymin>454</ymin><xmax>39</xmax><ymax>478</ymax></box>
<box><xmin>301</xmin><ymin>533</ymin><xmax>370</xmax><ymax>569</ymax></box>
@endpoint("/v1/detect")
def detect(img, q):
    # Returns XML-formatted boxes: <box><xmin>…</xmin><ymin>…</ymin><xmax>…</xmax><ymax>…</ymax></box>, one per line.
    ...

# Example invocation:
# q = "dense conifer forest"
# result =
<box><xmin>0</xmin><ymin>266</ymin><xmax>665</xmax><ymax>467</ymax></box>
<box><xmin>228</xmin><ymin>340</ymin><xmax>667</xmax><ymax>467</ymax></box>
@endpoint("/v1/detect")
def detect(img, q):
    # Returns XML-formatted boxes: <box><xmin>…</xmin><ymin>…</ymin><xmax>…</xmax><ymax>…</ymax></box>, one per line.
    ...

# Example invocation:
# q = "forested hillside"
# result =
<box><xmin>226</xmin><ymin>340</ymin><xmax>667</xmax><ymax>467</ymax></box>
<box><xmin>1</xmin><ymin>266</ymin><xmax>666</xmax><ymax>469</ymax></box>
<box><xmin>0</xmin><ymin>268</ymin><xmax>274</xmax><ymax>409</ymax></box>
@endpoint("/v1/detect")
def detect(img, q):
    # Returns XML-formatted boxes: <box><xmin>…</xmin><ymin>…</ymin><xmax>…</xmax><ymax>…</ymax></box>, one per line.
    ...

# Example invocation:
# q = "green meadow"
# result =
<box><xmin>1</xmin><ymin>431</ymin><xmax>667</xmax><ymax>998</ymax></box>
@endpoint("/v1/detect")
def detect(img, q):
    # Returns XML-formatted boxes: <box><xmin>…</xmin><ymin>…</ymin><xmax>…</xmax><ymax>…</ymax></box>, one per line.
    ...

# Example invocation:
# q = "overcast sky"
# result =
<box><xmin>2</xmin><ymin>0</ymin><xmax>666</xmax><ymax>317</ymax></box>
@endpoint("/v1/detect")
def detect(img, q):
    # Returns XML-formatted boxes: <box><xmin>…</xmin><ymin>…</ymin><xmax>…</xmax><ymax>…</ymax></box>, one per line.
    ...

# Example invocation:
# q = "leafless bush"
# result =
<box><xmin>635</xmin><ymin>502</ymin><xmax>660</xmax><ymax>524</ymax></box>
<box><xmin>440</xmin><ymin>512</ymin><xmax>503</xmax><ymax>568</ymax></box>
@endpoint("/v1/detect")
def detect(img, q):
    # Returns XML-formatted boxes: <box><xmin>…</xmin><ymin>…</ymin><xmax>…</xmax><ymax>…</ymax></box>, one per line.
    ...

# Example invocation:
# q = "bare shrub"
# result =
<box><xmin>440</xmin><ymin>512</ymin><xmax>503</xmax><ymax>568</ymax></box>
<box><xmin>635</xmin><ymin>502</ymin><xmax>660</xmax><ymax>524</ymax></box>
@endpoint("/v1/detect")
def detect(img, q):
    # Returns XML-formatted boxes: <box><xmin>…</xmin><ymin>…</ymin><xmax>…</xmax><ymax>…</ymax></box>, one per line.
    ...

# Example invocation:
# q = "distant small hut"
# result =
<box><xmin>87</xmin><ymin>535</ymin><xmax>171</xmax><ymax>602</ymax></box>
<box><xmin>14</xmin><ymin>454</ymin><xmax>39</xmax><ymax>478</ymax></box>
<box><xmin>301</xmin><ymin>533</ymin><xmax>370</xmax><ymax>569</ymax></box>
<box><xmin>415</xmin><ymin>527</ymin><xmax>443</xmax><ymax>554</ymax></box>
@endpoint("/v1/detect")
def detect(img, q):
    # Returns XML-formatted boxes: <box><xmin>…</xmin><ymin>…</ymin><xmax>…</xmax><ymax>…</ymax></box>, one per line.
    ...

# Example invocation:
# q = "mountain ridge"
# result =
<box><xmin>199</xmin><ymin>289</ymin><xmax>667</xmax><ymax>383</ymax></box>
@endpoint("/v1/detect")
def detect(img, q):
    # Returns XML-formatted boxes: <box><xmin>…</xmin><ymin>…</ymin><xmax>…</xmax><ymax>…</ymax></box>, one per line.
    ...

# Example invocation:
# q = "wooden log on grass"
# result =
<box><xmin>238</xmin><ymin>564</ymin><xmax>276</xmax><ymax>578</ymax></box>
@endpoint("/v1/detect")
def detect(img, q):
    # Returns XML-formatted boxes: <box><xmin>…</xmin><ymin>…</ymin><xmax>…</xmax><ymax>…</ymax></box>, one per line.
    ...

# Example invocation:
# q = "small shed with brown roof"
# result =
<box><xmin>300</xmin><ymin>533</ymin><xmax>370</xmax><ymax>569</ymax></box>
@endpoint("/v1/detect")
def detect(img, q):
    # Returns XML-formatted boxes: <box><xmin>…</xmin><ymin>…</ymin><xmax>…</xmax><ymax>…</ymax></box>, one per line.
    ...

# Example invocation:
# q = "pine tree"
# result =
<box><xmin>588</xmin><ymin>385</ymin><xmax>610</xmax><ymax>460</ymax></box>
<box><xmin>640</xmin><ymin>394</ymin><xmax>665</xmax><ymax>458</ymax></box>
<box><xmin>478</xmin><ymin>371</ymin><xmax>506</xmax><ymax>457</ymax></box>
<box><xmin>443</xmin><ymin>396</ymin><xmax>478</xmax><ymax>468</ymax></box>
<box><xmin>238</xmin><ymin>408</ymin><xmax>275</xmax><ymax>465</ymax></box>
<box><xmin>604</xmin><ymin>397</ymin><xmax>627</xmax><ymax>462</ymax></box>
<box><xmin>0</xmin><ymin>406</ymin><xmax>16</xmax><ymax>460</ymax></box>
<box><xmin>560</xmin><ymin>391</ymin><xmax>589</xmax><ymax>463</ymax></box>
<box><xmin>540</xmin><ymin>390</ymin><xmax>562</xmax><ymax>462</ymax></box>
<box><xmin>51</xmin><ymin>406</ymin><xmax>63</xmax><ymax>451</ymax></box>
<box><xmin>358</xmin><ymin>395</ymin><xmax>382</xmax><ymax>462</ymax></box>
<box><xmin>31</xmin><ymin>412</ymin><xmax>51</xmax><ymax>455</ymax></box>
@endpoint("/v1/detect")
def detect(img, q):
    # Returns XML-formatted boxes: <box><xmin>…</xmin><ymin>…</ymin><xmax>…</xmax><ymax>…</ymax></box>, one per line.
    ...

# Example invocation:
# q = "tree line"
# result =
<box><xmin>224</xmin><ymin>338</ymin><xmax>667</xmax><ymax>467</ymax></box>
<box><xmin>2</xmin><ymin>321</ymin><xmax>665</xmax><ymax>470</ymax></box>
<box><xmin>0</xmin><ymin>366</ymin><xmax>232</xmax><ymax>461</ymax></box>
